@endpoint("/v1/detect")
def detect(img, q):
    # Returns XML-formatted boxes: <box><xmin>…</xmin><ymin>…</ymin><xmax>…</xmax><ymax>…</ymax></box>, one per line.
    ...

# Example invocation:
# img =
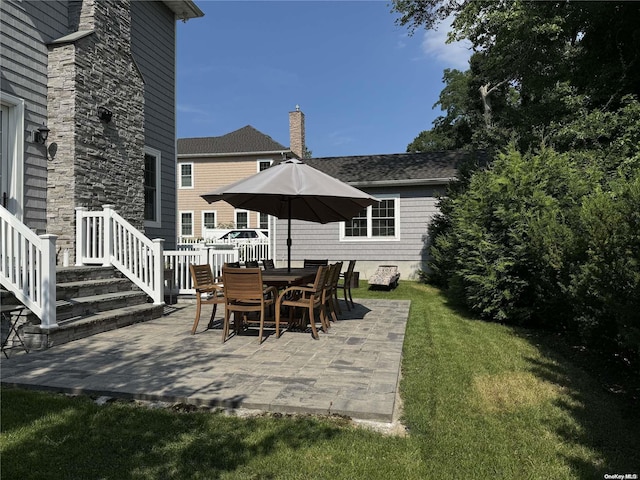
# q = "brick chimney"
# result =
<box><xmin>289</xmin><ymin>105</ymin><xmax>305</xmax><ymax>158</ymax></box>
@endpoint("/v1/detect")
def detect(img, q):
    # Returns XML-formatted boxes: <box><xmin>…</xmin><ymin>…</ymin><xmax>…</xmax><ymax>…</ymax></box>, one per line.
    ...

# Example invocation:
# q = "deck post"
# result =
<box><xmin>102</xmin><ymin>205</ymin><xmax>115</xmax><ymax>267</ymax></box>
<box><xmin>75</xmin><ymin>207</ymin><xmax>87</xmax><ymax>266</ymax></box>
<box><xmin>40</xmin><ymin>234</ymin><xmax>58</xmax><ymax>329</ymax></box>
<box><xmin>152</xmin><ymin>238</ymin><xmax>165</xmax><ymax>305</ymax></box>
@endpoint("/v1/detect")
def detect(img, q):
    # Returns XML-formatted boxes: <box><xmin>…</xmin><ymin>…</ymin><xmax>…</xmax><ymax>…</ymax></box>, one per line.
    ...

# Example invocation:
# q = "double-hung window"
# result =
<box><xmin>180</xmin><ymin>211</ymin><xmax>194</xmax><ymax>237</ymax></box>
<box><xmin>257</xmin><ymin>159</ymin><xmax>272</xmax><ymax>172</ymax></box>
<box><xmin>341</xmin><ymin>196</ymin><xmax>399</xmax><ymax>240</ymax></box>
<box><xmin>235</xmin><ymin>210</ymin><xmax>249</xmax><ymax>229</ymax></box>
<box><xmin>179</xmin><ymin>163</ymin><xmax>193</xmax><ymax>188</ymax></box>
<box><xmin>258</xmin><ymin>212</ymin><xmax>269</xmax><ymax>229</ymax></box>
<box><xmin>203</xmin><ymin>211</ymin><xmax>217</xmax><ymax>230</ymax></box>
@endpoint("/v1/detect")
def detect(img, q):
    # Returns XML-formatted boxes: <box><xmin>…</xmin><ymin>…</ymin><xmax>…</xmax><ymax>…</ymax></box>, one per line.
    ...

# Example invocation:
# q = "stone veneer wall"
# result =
<box><xmin>47</xmin><ymin>0</ymin><xmax>145</xmax><ymax>264</ymax></box>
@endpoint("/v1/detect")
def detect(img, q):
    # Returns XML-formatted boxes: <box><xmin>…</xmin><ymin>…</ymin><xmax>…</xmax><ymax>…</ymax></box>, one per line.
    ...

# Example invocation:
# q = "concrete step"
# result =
<box><xmin>55</xmin><ymin>290</ymin><xmax>150</xmax><ymax>322</ymax></box>
<box><xmin>56</xmin><ymin>266</ymin><xmax>124</xmax><ymax>284</ymax></box>
<box><xmin>23</xmin><ymin>302</ymin><xmax>164</xmax><ymax>349</ymax></box>
<box><xmin>56</xmin><ymin>278</ymin><xmax>137</xmax><ymax>300</ymax></box>
<box><xmin>7</xmin><ymin>265</ymin><xmax>164</xmax><ymax>352</ymax></box>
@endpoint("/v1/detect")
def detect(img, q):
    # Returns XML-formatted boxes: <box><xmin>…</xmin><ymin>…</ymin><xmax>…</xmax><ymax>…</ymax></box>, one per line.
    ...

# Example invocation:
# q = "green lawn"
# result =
<box><xmin>2</xmin><ymin>281</ymin><xmax>638</xmax><ymax>479</ymax></box>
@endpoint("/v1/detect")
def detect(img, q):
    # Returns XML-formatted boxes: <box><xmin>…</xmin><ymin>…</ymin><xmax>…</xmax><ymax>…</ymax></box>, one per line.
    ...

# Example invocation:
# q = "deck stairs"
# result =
<box><xmin>1</xmin><ymin>266</ymin><xmax>163</xmax><ymax>351</ymax></box>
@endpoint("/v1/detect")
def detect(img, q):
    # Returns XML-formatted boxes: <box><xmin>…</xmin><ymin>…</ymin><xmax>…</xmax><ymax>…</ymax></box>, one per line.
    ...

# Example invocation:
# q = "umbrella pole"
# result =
<box><xmin>287</xmin><ymin>198</ymin><xmax>292</xmax><ymax>272</ymax></box>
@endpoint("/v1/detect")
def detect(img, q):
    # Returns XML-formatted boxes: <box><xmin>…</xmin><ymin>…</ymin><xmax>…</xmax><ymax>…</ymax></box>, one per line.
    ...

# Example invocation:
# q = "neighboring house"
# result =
<box><xmin>270</xmin><ymin>151</ymin><xmax>481</xmax><ymax>280</ymax></box>
<box><xmin>176</xmin><ymin>108</ymin><xmax>305</xmax><ymax>240</ymax></box>
<box><xmin>1</xmin><ymin>0</ymin><xmax>203</xmax><ymax>260</ymax></box>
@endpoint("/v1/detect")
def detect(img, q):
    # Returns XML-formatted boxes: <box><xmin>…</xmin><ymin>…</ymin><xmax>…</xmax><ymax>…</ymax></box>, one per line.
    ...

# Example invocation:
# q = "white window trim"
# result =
<box><xmin>144</xmin><ymin>146</ymin><xmax>162</xmax><ymax>228</ymax></box>
<box><xmin>202</xmin><ymin>210</ymin><xmax>217</xmax><ymax>230</ymax></box>
<box><xmin>340</xmin><ymin>195</ymin><xmax>400</xmax><ymax>241</ymax></box>
<box><xmin>179</xmin><ymin>210</ymin><xmax>194</xmax><ymax>237</ymax></box>
<box><xmin>235</xmin><ymin>209</ymin><xmax>249</xmax><ymax>228</ymax></box>
<box><xmin>257</xmin><ymin>159</ymin><xmax>273</xmax><ymax>172</ymax></box>
<box><xmin>178</xmin><ymin>162</ymin><xmax>194</xmax><ymax>189</ymax></box>
<box><xmin>0</xmin><ymin>91</ymin><xmax>25</xmax><ymax>220</ymax></box>
<box><xmin>257</xmin><ymin>212</ymin><xmax>270</xmax><ymax>230</ymax></box>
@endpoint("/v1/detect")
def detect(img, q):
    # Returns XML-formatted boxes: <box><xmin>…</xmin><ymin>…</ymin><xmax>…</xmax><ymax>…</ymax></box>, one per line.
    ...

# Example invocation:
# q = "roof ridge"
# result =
<box><xmin>178</xmin><ymin>125</ymin><xmax>287</xmax><ymax>155</ymax></box>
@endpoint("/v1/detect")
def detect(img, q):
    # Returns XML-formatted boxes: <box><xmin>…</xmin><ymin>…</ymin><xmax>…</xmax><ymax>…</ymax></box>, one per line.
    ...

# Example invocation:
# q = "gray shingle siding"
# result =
<box><xmin>2</xmin><ymin>0</ymin><xmax>186</xmax><ymax>246</ymax></box>
<box><xmin>275</xmin><ymin>184</ymin><xmax>446</xmax><ymax>275</ymax></box>
<box><xmin>1</xmin><ymin>0</ymin><xmax>68</xmax><ymax>232</ymax></box>
<box><xmin>130</xmin><ymin>0</ymin><xmax>177</xmax><ymax>248</ymax></box>
<box><xmin>270</xmin><ymin>150</ymin><xmax>467</xmax><ymax>279</ymax></box>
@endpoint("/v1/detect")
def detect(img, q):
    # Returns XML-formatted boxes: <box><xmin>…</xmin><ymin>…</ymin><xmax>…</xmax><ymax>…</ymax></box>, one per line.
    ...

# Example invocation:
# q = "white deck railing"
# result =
<box><xmin>177</xmin><ymin>239</ymin><xmax>270</xmax><ymax>264</ymax></box>
<box><xmin>163</xmin><ymin>245</ymin><xmax>239</xmax><ymax>294</ymax></box>
<box><xmin>76</xmin><ymin>205</ymin><xmax>164</xmax><ymax>305</ymax></box>
<box><xmin>0</xmin><ymin>205</ymin><xmax>58</xmax><ymax>328</ymax></box>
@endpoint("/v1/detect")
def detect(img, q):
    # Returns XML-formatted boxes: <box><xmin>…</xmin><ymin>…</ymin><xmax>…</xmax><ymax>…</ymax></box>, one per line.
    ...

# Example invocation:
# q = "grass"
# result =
<box><xmin>2</xmin><ymin>281</ymin><xmax>638</xmax><ymax>479</ymax></box>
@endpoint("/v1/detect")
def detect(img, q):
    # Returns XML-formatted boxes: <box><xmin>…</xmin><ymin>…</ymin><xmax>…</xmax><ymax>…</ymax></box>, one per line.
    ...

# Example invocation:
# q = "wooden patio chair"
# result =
<box><xmin>303</xmin><ymin>259</ymin><xmax>328</xmax><ymax>268</ymax></box>
<box><xmin>323</xmin><ymin>261</ymin><xmax>343</xmax><ymax>323</ymax></box>
<box><xmin>276</xmin><ymin>265</ymin><xmax>329</xmax><ymax>340</ymax></box>
<box><xmin>337</xmin><ymin>260</ymin><xmax>356</xmax><ymax>310</ymax></box>
<box><xmin>261</xmin><ymin>259</ymin><xmax>275</xmax><ymax>270</ymax></box>
<box><xmin>189</xmin><ymin>264</ymin><xmax>225</xmax><ymax>335</ymax></box>
<box><xmin>222</xmin><ymin>267</ymin><xmax>278</xmax><ymax>344</ymax></box>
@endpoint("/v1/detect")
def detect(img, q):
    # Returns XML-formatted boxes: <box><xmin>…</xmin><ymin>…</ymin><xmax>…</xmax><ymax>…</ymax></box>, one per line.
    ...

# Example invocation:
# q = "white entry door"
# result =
<box><xmin>0</xmin><ymin>94</ymin><xmax>25</xmax><ymax>219</ymax></box>
<box><xmin>0</xmin><ymin>104</ymin><xmax>9</xmax><ymax>209</ymax></box>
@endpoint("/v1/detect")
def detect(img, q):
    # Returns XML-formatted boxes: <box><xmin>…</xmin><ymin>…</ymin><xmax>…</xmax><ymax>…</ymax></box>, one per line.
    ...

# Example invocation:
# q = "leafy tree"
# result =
<box><xmin>407</xmin><ymin>129</ymin><xmax>456</xmax><ymax>152</ymax></box>
<box><xmin>425</xmin><ymin>102</ymin><xmax>640</xmax><ymax>357</ymax></box>
<box><xmin>408</xmin><ymin>69</ymin><xmax>475</xmax><ymax>152</ymax></box>
<box><xmin>396</xmin><ymin>0</ymin><xmax>640</xmax><ymax>153</ymax></box>
<box><xmin>438</xmin><ymin>146</ymin><xmax>588</xmax><ymax>325</ymax></box>
<box><xmin>395</xmin><ymin>0</ymin><xmax>640</xmax><ymax>359</ymax></box>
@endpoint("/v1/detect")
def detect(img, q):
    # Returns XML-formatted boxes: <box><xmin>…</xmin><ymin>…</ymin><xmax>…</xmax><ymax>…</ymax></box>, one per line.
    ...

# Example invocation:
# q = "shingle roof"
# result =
<box><xmin>298</xmin><ymin>151</ymin><xmax>478</xmax><ymax>186</ymax></box>
<box><xmin>178</xmin><ymin>125</ymin><xmax>288</xmax><ymax>156</ymax></box>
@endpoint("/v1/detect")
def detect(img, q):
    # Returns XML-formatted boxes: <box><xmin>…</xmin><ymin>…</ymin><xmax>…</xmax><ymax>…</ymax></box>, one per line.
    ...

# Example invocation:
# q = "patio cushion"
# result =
<box><xmin>368</xmin><ymin>265</ymin><xmax>400</xmax><ymax>288</ymax></box>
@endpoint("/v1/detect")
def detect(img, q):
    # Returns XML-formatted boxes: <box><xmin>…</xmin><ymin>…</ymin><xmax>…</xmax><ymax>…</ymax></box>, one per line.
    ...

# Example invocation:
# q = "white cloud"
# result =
<box><xmin>177</xmin><ymin>104</ymin><xmax>211</xmax><ymax>117</ymax></box>
<box><xmin>420</xmin><ymin>17</ymin><xmax>471</xmax><ymax>70</ymax></box>
<box><xmin>396</xmin><ymin>33</ymin><xmax>408</xmax><ymax>49</ymax></box>
<box><xmin>328</xmin><ymin>130</ymin><xmax>353</xmax><ymax>147</ymax></box>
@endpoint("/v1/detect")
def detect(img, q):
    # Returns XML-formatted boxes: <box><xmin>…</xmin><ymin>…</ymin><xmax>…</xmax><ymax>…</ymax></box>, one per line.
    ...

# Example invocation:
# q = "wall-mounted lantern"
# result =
<box><xmin>97</xmin><ymin>106</ymin><xmax>113</xmax><ymax>123</ymax></box>
<box><xmin>33</xmin><ymin>123</ymin><xmax>50</xmax><ymax>144</ymax></box>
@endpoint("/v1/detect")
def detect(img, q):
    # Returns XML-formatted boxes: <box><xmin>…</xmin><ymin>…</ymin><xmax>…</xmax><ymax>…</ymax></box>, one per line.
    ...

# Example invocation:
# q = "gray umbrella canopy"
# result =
<box><xmin>201</xmin><ymin>159</ymin><xmax>378</xmax><ymax>270</ymax></box>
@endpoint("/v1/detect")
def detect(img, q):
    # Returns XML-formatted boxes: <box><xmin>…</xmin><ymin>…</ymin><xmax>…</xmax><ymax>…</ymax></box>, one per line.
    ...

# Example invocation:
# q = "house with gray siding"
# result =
<box><xmin>1</xmin><ymin>0</ymin><xmax>202</xmax><ymax>346</ymax></box>
<box><xmin>271</xmin><ymin>151</ymin><xmax>479</xmax><ymax>281</ymax></box>
<box><xmin>1</xmin><ymin>0</ymin><xmax>203</xmax><ymax>259</ymax></box>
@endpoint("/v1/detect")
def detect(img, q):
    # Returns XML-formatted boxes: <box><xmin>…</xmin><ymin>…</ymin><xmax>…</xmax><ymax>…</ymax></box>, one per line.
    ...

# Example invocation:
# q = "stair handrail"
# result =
<box><xmin>0</xmin><ymin>204</ymin><xmax>58</xmax><ymax>329</ymax></box>
<box><xmin>76</xmin><ymin>205</ymin><xmax>164</xmax><ymax>305</ymax></box>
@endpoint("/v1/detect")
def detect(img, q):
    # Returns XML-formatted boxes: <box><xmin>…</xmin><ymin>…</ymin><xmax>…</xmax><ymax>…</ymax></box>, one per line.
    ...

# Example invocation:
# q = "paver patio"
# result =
<box><xmin>1</xmin><ymin>298</ymin><xmax>410</xmax><ymax>423</ymax></box>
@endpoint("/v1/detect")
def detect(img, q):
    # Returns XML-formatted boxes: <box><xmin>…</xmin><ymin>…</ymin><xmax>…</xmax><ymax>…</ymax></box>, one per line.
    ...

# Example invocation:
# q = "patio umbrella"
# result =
<box><xmin>201</xmin><ymin>159</ymin><xmax>378</xmax><ymax>271</ymax></box>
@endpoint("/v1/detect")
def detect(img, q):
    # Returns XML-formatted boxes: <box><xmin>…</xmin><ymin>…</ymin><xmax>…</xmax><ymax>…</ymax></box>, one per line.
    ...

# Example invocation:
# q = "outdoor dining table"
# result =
<box><xmin>260</xmin><ymin>267</ymin><xmax>318</xmax><ymax>289</ymax></box>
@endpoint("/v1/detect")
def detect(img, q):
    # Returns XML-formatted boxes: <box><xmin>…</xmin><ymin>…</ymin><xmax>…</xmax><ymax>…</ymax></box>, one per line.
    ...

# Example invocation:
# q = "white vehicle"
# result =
<box><xmin>218</xmin><ymin>229</ymin><xmax>269</xmax><ymax>241</ymax></box>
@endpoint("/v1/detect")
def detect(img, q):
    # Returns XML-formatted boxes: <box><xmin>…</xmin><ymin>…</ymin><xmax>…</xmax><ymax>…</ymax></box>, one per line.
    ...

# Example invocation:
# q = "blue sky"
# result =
<box><xmin>176</xmin><ymin>1</ymin><xmax>471</xmax><ymax>158</ymax></box>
